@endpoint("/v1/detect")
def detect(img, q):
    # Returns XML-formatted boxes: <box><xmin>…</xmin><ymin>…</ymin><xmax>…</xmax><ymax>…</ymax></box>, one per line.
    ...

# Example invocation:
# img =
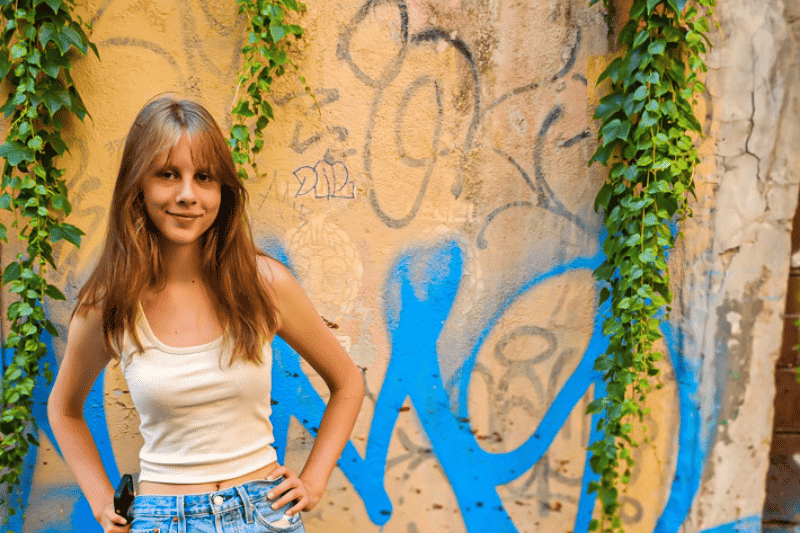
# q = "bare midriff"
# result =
<box><xmin>137</xmin><ymin>461</ymin><xmax>280</xmax><ymax>495</ymax></box>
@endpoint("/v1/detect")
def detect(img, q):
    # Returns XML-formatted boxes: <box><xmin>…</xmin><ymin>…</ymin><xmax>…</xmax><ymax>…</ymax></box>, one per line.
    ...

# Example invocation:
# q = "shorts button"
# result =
<box><xmin>173</xmin><ymin>517</ymin><xmax>178</xmax><ymax>522</ymax></box>
<box><xmin>213</xmin><ymin>495</ymin><xmax>224</xmax><ymax>505</ymax></box>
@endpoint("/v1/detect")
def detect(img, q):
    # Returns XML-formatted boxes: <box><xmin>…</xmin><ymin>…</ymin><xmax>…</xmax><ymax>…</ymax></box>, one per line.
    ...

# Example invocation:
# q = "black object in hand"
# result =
<box><xmin>114</xmin><ymin>474</ymin><xmax>134</xmax><ymax>522</ymax></box>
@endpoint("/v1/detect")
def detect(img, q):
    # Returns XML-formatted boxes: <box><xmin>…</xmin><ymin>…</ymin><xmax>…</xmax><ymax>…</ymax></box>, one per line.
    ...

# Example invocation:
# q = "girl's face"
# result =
<box><xmin>142</xmin><ymin>135</ymin><xmax>221</xmax><ymax>252</ymax></box>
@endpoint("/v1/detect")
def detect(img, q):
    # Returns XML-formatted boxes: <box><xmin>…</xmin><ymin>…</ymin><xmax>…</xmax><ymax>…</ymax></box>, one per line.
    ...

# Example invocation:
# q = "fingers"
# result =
<box><xmin>265</xmin><ymin>466</ymin><xmax>311</xmax><ymax>515</ymax></box>
<box><xmin>101</xmin><ymin>505</ymin><xmax>131</xmax><ymax>532</ymax></box>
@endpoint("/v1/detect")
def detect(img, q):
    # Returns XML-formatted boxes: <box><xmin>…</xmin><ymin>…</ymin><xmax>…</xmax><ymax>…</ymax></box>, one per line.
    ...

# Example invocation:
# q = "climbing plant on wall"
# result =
<box><xmin>229</xmin><ymin>0</ymin><xmax>312</xmax><ymax>181</ymax></box>
<box><xmin>586</xmin><ymin>0</ymin><xmax>714</xmax><ymax>531</ymax></box>
<box><xmin>0</xmin><ymin>0</ymin><xmax>95</xmax><ymax>519</ymax></box>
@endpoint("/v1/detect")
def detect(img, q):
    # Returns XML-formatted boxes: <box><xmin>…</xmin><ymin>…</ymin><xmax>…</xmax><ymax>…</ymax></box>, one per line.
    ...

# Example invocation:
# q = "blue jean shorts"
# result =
<box><xmin>130</xmin><ymin>478</ymin><xmax>305</xmax><ymax>533</ymax></box>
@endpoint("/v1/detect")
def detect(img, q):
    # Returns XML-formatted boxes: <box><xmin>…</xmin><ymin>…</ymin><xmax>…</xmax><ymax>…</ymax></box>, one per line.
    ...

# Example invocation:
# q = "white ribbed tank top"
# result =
<box><xmin>119</xmin><ymin>305</ymin><xmax>278</xmax><ymax>483</ymax></box>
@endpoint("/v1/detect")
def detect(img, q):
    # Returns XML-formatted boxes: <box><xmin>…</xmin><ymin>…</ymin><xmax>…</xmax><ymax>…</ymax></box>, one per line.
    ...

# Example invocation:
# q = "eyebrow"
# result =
<box><xmin>156</xmin><ymin>163</ymin><xmax>213</xmax><ymax>175</ymax></box>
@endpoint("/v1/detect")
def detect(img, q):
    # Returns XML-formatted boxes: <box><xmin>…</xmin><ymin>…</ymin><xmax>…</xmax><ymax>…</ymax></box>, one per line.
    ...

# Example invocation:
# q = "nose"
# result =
<box><xmin>175</xmin><ymin>175</ymin><xmax>197</xmax><ymax>205</ymax></box>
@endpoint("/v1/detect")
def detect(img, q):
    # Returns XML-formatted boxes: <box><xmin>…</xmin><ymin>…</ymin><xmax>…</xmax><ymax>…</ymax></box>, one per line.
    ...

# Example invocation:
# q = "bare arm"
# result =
<box><xmin>47</xmin><ymin>307</ymin><xmax>129</xmax><ymax>532</ymax></box>
<box><xmin>260</xmin><ymin>256</ymin><xmax>364</xmax><ymax>513</ymax></box>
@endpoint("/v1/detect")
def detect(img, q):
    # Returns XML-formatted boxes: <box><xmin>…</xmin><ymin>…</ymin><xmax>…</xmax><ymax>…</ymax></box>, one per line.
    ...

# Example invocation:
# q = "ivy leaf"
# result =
<box><xmin>52</xmin><ymin>194</ymin><xmax>71</xmax><ymax>215</ymax></box>
<box><xmin>587</xmin><ymin>398</ymin><xmax>608</xmax><ymax>414</ymax></box>
<box><xmin>50</xmin><ymin>223</ymin><xmax>84</xmax><ymax>246</ymax></box>
<box><xmin>231</xmin><ymin>124</ymin><xmax>249</xmax><ymax>142</ymax></box>
<box><xmin>0</xmin><ymin>141</ymin><xmax>32</xmax><ymax>166</ymax></box>
<box><xmin>10</xmin><ymin>43</ymin><xmax>27</xmax><ymax>60</ymax></box>
<box><xmin>0</xmin><ymin>223</ymin><xmax>6</xmax><ymax>242</ymax></box>
<box><xmin>594</xmin><ymin>183</ymin><xmax>614</xmax><ymax>212</ymax></box>
<box><xmin>599</xmin><ymin>286</ymin><xmax>611</xmax><ymax>306</ymax></box>
<box><xmin>600</xmin><ymin>118</ymin><xmax>631</xmax><ymax>146</ymax></box>
<box><xmin>270</xmin><ymin>24</ymin><xmax>287</xmax><ymax>43</ymax></box>
<box><xmin>44</xmin><ymin>319</ymin><xmax>59</xmax><ymax>337</ymax></box>
<box><xmin>647</xmin><ymin>0</ymin><xmax>661</xmax><ymax>13</ymax></box>
<box><xmin>0</xmin><ymin>53</ymin><xmax>12</xmax><ymax>79</ymax></box>
<box><xmin>42</xmin><ymin>46</ymin><xmax>71</xmax><ymax>77</ymax></box>
<box><xmin>232</xmin><ymin>100</ymin><xmax>255</xmax><ymax>118</ymax></box>
<box><xmin>39</xmin><ymin>22</ymin><xmax>56</xmax><ymax>47</ymax></box>
<box><xmin>590</xmin><ymin>143</ymin><xmax>615</xmax><ymax>166</ymax></box>
<box><xmin>0</xmin><ymin>193</ymin><xmax>12</xmax><ymax>211</ymax></box>
<box><xmin>46</xmin><ymin>0</ymin><xmax>63</xmax><ymax>13</ymax></box>
<box><xmin>594</xmin><ymin>262</ymin><xmax>616</xmax><ymax>281</ymax></box>
<box><xmin>643</xmin><ymin>213</ymin><xmax>659</xmax><ymax>226</ymax></box>
<box><xmin>661</xmin><ymin>100</ymin><xmax>678</xmax><ymax>117</ymax></box>
<box><xmin>639</xmin><ymin>248</ymin><xmax>657</xmax><ymax>263</ymax></box>
<box><xmin>2</xmin><ymin>262</ymin><xmax>21</xmax><ymax>284</ymax></box>
<box><xmin>284</xmin><ymin>24</ymin><xmax>303</xmax><ymax>37</ymax></box>
<box><xmin>594</xmin><ymin>94</ymin><xmax>625</xmax><ymax>119</ymax></box>
<box><xmin>48</xmin><ymin>135</ymin><xmax>68</xmax><ymax>156</ymax></box>
<box><xmin>648</xmin><ymin>39</ymin><xmax>666</xmax><ymax>55</ymax></box>
<box><xmin>639</xmin><ymin>110</ymin><xmax>659</xmax><ymax>129</ymax></box>
<box><xmin>597</xmin><ymin>57</ymin><xmax>623</xmax><ymax>85</ymax></box>
<box><xmin>633</xmin><ymin>29</ymin><xmax>649</xmax><ymax>49</ymax></box>
<box><xmin>27</xmin><ymin>136</ymin><xmax>43</xmax><ymax>151</ymax></box>
<box><xmin>42</xmin><ymin>84</ymin><xmax>71</xmax><ymax>115</ymax></box>
<box><xmin>54</xmin><ymin>25</ymin><xmax>87</xmax><ymax>55</ymax></box>
<box><xmin>26</xmin><ymin>48</ymin><xmax>42</xmax><ymax>67</ymax></box>
<box><xmin>44</xmin><ymin>284</ymin><xmax>66</xmax><ymax>301</ymax></box>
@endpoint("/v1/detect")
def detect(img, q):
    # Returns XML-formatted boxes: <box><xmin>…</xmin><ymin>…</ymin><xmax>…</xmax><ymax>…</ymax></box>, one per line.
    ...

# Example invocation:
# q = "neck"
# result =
<box><xmin>159</xmin><ymin>240</ymin><xmax>204</xmax><ymax>284</ymax></box>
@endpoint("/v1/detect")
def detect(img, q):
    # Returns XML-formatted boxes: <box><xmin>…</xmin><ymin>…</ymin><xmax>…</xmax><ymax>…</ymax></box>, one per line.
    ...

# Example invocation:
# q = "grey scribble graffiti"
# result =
<box><xmin>294</xmin><ymin>160</ymin><xmax>355</xmax><ymax>199</ymax></box>
<box><xmin>471</xmin><ymin>325</ymin><xmax>560</xmax><ymax>445</ymax></box>
<box><xmin>175</xmin><ymin>0</ymin><xmax>243</xmax><ymax>79</ymax></box>
<box><xmin>553</xmin><ymin>25</ymin><xmax>581</xmax><ymax>81</ymax></box>
<box><xmin>99</xmin><ymin>37</ymin><xmax>188</xmax><ymax>94</ymax></box>
<box><xmin>278</xmin><ymin>88</ymin><xmax>358</xmax><ymax>163</ymax></box>
<box><xmin>89</xmin><ymin>0</ymin><xmax>116</xmax><ymax>27</ymax></box>
<box><xmin>93</xmin><ymin>0</ymin><xmax>243</xmax><ymax>127</ymax></box>
<box><xmin>465</xmin><ymin>319</ymin><xmax>655</xmax><ymax>523</ymax></box>
<box><xmin>386</xmin><ymin>427</ymin><xmax>434</xmax><ymax>472</ymax></box>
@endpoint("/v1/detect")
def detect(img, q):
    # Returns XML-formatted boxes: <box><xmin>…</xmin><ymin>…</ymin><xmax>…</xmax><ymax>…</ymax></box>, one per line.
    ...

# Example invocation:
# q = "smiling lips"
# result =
<box><xmin>167</xmin><ymin>212</ymin><xmax>202</xmax><ymax>219</ymax></box>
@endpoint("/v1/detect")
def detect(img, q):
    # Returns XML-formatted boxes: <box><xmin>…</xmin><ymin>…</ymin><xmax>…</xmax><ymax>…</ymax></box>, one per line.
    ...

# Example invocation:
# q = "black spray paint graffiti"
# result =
<box><xmin>477</xmin><ymin>105</ymin><xmax>591</xmax><ymax>249</ymax></box>
<box><xmin>337</xmin><ymin>0</ymin><xmax>480</xmax><ymax>228</ymax></box>
<box><xmin>337</xmin><ymin>0</ymin><xmax>593</xmax><ymax>241</ymax></box>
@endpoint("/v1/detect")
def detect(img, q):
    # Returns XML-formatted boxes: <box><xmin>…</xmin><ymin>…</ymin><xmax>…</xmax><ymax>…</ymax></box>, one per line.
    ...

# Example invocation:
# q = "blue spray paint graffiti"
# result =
<box><xmin>8</xmin><ymin>237</ymin><xmax>758</xmax><ymax>532</ymax></box>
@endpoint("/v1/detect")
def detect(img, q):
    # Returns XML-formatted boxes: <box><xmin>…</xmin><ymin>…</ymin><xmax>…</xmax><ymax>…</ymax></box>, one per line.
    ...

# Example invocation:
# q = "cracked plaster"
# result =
<box><xmin>680</xmin><ymin>0</ymin><xmax>800</xmax><ymax>529</ymax></box>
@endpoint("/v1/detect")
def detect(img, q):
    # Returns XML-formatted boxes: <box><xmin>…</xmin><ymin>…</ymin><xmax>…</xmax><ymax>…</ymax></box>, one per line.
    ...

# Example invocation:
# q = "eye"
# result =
<box><xmin>196</xmin><ymin>172</ymin><xmax>214</xmax><ymax>183</ymax></box>
<box><xmin>159</xmin><ymin>170</ymin><xmax>177</xmax><ymax>179</ymax></box>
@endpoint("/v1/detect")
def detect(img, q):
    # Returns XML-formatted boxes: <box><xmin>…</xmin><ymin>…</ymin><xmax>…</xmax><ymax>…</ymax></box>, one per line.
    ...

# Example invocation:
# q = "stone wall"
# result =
<box><xmin>2</xmin><ymin>1</ymin><xmax>799</xmax><ymax>532</ymax></box>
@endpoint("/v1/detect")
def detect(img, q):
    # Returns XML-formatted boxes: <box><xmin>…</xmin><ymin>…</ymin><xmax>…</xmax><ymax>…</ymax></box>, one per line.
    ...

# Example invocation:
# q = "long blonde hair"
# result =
<box><xmin>75</xmin><ymin>96</ymin><xmax>278</xmax><ymax>363</ymax></box>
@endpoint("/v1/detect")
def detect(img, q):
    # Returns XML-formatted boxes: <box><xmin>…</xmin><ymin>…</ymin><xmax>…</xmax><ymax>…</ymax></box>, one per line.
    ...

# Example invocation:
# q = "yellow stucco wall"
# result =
<box><xmin>5</xmin><ymin>0</ymin><xmax>798</xmax><ymax>532</ymax></box>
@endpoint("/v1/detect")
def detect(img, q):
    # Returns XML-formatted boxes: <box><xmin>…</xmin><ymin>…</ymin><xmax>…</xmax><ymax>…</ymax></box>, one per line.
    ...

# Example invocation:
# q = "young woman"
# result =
<box><xmin>47</xmin><ymin>96</ymin><xmax>364</xmax><ymax>533</ymax></box>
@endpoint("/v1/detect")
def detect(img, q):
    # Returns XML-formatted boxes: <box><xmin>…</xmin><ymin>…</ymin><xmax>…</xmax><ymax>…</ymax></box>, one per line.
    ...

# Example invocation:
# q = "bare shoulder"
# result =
<box><xmin>256</xmin><ymin>254</ymin><xmax>295</xmax><ymax>291</ymax></box>
<box><xmin>70</xmin><ymin>302</ymin><xmax>105</xmax><ymax>337</ymax></box>
<box><xmin>68</xmin><ymin>303</ymin><xmax>111</xmax><ymax>357</ymax></box>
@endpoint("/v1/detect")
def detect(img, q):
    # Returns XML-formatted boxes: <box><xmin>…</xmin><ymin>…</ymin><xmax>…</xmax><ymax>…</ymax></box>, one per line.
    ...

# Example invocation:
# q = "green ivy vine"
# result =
<box><xmin>586</xmin><ymin>0</ymin><xmax>714</xmax><ymax>531</ymax></box>
<box><xmin>229</xmin><ymin>0</ymin><xmax>312</xmax><ymax>181</ymax></box>
<box><xmin>0</xmin><ymin>0</ymin><xmax>94</xmax><ymax>520</ymax></box>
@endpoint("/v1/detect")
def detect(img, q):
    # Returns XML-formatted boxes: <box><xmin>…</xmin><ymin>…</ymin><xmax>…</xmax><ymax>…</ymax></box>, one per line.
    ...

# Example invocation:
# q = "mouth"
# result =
<box><xmin>167</xmin><ymin>212</ymin><xmax>202</xmax><ymax>220</ymax></box>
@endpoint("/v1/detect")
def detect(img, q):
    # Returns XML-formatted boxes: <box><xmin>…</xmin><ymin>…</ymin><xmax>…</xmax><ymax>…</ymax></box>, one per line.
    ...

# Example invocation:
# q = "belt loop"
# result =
<box><xmin>235</xmin><ymin>485</ymin><xmax>254</xmax><ymax>524</ymax></box>
<box><xmin>177</xmin><ymin>495</ymin><xmax>186</xmax><ymax>533</ymax></box>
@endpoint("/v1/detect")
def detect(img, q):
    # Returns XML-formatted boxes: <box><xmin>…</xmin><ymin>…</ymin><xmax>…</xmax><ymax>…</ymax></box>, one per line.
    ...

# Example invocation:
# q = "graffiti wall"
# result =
<box><xmin>2</xmin><ymin>0</ymin><xmax>800</xmax><ymax>532</ymax></box>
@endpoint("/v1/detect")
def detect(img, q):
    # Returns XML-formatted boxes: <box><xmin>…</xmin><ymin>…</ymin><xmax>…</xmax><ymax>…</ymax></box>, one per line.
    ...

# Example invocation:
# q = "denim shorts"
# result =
<box><xmin>130</xmin><ymin>478</ymin><xmax>305</xmax><ymax>533</ymax></box>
